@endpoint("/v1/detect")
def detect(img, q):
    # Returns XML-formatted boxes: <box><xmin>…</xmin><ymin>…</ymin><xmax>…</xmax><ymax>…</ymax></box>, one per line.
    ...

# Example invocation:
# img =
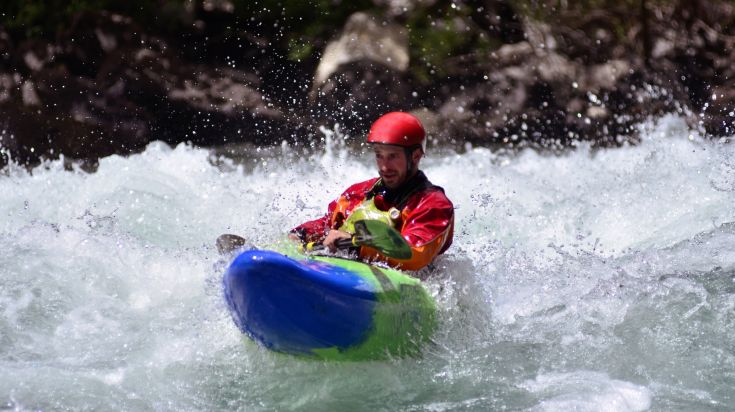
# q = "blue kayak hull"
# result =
<box><xmin>222</xmin><ymin>249</ymin><xmax>436</xmax><ymax>360</ymax></box>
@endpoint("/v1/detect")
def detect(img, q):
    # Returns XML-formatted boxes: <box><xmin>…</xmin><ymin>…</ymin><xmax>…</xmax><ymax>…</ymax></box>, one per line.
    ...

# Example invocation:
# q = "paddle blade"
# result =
<box><xmin>216</xmin><ymin>234</ymin><xmax>251</xmax><ymax>255</ymax></box>
<box><xmin>353</xmin><ymin>220</ymin><xmax>412</xmax><ymax>260</ymax></box>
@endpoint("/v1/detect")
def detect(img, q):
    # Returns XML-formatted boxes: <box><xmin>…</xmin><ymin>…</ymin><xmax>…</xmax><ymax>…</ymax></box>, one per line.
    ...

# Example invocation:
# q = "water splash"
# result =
<box><xmin>1</xmin><ymin>115</ymin><xmax>734</xmax><ymax>410</ymax></box>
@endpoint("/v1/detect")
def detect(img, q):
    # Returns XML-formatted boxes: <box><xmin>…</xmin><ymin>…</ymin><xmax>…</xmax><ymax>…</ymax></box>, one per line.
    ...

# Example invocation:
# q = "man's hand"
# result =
<box><xmin>322</xmin><ymin>230</ymin><xmax>352</xmax><ymax>252</ymax></box>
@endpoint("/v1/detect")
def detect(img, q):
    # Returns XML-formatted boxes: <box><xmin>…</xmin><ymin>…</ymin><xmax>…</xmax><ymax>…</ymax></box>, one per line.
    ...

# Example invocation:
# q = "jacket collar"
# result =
<box><xmin>369</xmin><ymin>170</ymin><xmax>431</xmax><ymax>207</ymax></box>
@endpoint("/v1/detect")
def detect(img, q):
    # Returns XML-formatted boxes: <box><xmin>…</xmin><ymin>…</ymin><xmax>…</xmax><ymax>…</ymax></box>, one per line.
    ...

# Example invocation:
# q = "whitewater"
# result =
<box><xmin>1</xmin><ymin>114</ymin><xmax>733</xmax><ymax>411</ymax></box>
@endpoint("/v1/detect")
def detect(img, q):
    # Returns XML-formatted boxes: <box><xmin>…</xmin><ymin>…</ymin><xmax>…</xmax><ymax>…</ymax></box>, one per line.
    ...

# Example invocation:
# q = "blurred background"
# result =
<box><xmin>0</xmin><ymin>0</ymin><xmax>733</xmax><ymax>167</ymax></box>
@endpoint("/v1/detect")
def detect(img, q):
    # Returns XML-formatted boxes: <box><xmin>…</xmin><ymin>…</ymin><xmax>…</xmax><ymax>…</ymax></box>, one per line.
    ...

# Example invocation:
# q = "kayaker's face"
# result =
<box><xmin>374</xmin><ymin>145</ymin><xmax>418</xmax><ymax>189</ymax></box>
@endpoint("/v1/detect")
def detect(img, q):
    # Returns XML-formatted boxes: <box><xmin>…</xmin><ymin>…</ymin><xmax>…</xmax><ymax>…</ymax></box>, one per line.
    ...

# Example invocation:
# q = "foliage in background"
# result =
<box><xmin>510</xmin><ymin>0</ymin><xmax>690</xmax><ymax>43</ymax></box>
<box><xmin>229</xmin><ymin>0</ymin><xmax>376</xmax><ymax>60</ymax></box>
<box><xmin>0</xmin><ymin>0</ymin><xmax>504</xmax><ymax>70</ymax></box>
<box><xmin>0</xmin><ymin>0</ymin><xmax>377</xmax><ymax>53</ymax></box>
<box><xmin>407</xmin><ymin>2</ymin><xmax>503</xmax><ymax>83</ymax></box>
<box><xmin>2</xmin><ymin>0</ymin><xmax>699</xmax><ymax>85</ymax></box>
<box><xmin>0</xmin><ymin>0</ymin><xmax>191</xmax><ymax>38</ymax></box>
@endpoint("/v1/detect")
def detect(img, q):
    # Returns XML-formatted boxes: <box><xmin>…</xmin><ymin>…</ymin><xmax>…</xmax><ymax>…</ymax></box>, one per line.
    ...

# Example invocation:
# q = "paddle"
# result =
<box><xmin>305</xmin><ymin>220</ymin><xmax>412</xmax><ymax>260</ymax></box>
<box><xmin>217</xmin><ymin>220</ymin><xmax>412</xmax><ymax>259</ymax></box>
<box><xmin>216</xmin><ymin>233</ymin><xmax>249</xmax><ymax>255</ymax></box>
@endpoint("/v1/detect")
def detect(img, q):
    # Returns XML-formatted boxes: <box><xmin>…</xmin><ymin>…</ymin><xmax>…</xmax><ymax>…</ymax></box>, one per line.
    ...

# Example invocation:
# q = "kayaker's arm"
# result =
<box><xmin>290</xmin><ymin>214</ymin><xmax>329</xmax><ymax>243</ymax></box>
<box><xmin>290</xmin><ymin>197</ymin><xmax>339</xmax><ymax>243</ymax></box>
<box><xmin>291</xmin><ymin>180</ymin><xmax>378</xmax><ymax>243</ymax></box>
<box><xmin>322</xmin><ymin>229</ymin><xmax>352</xmax><ymax>252</ymax></box>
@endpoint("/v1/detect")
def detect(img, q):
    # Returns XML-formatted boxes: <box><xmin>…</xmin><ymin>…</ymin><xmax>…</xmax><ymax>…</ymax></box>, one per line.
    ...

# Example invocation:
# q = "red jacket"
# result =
<box><xmin>292</xmin><ymin>171</ymin><xmax>454</xmax><ymax>270</ymax></box>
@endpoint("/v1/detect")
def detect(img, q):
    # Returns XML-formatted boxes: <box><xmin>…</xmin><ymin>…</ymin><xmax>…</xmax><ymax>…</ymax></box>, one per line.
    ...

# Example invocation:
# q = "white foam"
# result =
<box><xmin>521</xmin><ymin>371</ymin><xmax>652</xmax><ymax>412</ymax></box>
<box><xmin>1</xmin><ymin>116</ymin><xmax>734</xmax><ymax>409</ymax></box>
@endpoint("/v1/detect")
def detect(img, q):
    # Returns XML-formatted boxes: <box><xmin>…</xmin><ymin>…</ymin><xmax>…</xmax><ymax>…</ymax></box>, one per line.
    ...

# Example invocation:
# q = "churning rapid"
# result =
<box><xmin>1</xmin><ymin>115</ymin><xmax>734</xmax><ymax>411</ymax></box>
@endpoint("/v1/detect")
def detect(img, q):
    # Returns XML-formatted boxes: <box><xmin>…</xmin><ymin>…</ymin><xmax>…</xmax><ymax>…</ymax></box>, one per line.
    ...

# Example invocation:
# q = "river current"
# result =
<box><xmin>1</xmin><ymin>115</ymin><xmax>734</xmax><ymax>411</ymax></box>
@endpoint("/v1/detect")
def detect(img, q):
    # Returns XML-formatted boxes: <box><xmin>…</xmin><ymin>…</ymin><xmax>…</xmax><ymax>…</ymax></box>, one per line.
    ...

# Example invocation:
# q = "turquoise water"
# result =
<box><xmin>1</xmin><ymin>115</ymin><xmax>733</xmax><ymax>411</ymax></box>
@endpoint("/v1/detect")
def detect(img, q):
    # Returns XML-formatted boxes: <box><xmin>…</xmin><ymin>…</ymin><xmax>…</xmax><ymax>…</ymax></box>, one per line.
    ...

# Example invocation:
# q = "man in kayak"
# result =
<box><xmin>290</xmin><ymin>111</ymin><xmax>454</xmax><ymax>271</ymax></box>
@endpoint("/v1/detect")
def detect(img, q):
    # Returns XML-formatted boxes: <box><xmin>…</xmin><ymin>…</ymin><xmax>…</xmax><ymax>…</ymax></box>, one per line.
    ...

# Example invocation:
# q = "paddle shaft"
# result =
<box><xmin>303</xmin><ymin>220</ymin><xmax>412</xmax><ymax>259</ymax></box>
<box><xmin>217</xmin><ymin>221</ymin><xmax>410</xmax><ymax>259</ymax></box>
<box><xmin>305</xmin><ymin>237</ymin><xmax>358</xmax><ymax>253</ymax></box>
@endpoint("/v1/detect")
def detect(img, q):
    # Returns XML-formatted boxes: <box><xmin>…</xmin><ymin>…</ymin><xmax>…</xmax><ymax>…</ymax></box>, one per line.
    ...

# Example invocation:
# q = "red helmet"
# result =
<box><xmin>367</xmin><ymin>112</ymin><xmax>425</xmax><ymax>147</ymax></box>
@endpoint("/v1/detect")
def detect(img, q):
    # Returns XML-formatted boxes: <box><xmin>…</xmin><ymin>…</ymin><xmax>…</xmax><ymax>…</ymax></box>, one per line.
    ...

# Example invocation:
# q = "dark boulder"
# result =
<box><xmin>56</xmin><ymin>11</ymin><xmax>142</xmax><ymax>78</ymax></box>
<box><xmin>309</xmin><ymin>12</ymin><xmax>414</xmax><ymax>137</ymax></box>
<box><xmin>312</xmin><ymin>60</ymin><xmax>417</xmax><ymax>137</ymax></box>
<box><xmin>0</xmin><ymin>29</ymin><xmax>12</xmax><ymax>69</ymax></box>
<box><xmin>667</xmin><ymin>17</ymin><xmax>735</xmax><ymax>137</ymax></box>
<box><xmin>433</xmin><ymin>16</ymin><xmax>693</xmax><ymax>150</ymax></box>
<box><xmin>465</xmin><ymin>0</ymin><xmax>526</xmax><ymax>44</ymax></box>
<box><xmin>0</xmin><ymin>65</ymin><xmax>150</xmax><ymax>169</ymax></box>
<box><xmin>0</xmin><ymin>10</ymin><xmax>303</xmax><ymax>168</ymax></box>
<box><xmin>94</xmin><ymin>41</ymin><xmax>297</xmax><ymax>146</ymax></box>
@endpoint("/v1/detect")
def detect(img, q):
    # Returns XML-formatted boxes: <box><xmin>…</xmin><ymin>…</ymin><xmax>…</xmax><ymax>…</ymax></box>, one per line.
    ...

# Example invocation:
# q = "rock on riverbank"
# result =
<box><xmin>1</xmin><ymin>1</ymin><xmax>733</xmax><ymax>168</ymax></box>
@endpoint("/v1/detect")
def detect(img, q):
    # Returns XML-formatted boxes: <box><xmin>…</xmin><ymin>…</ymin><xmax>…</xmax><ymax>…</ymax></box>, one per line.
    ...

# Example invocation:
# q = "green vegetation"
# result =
<box><xmin>0</xmin><ymin>0</ymin><xmax>378</xmax><ymax>59</ymax></box>
<box><xmin>407</xmin><ymin>2</ymin><xmax>501</xmax><ymax>82</ymax></box>
<box><xmin>0</xmin><ymin>0</ymin><xmax>495</xmax><ymax>80</ymax></box>
<box><xmin>0</xmin><ymin>0</ymin><xmax>186</xmax><ymax>38</ymax></box>
<box><xmin>510</xmin><ymin>0</ymin><xmax>681</xmax><ymax>40</ymax></box>
<box><xmin>0</xmin><ymin>0</ymin><xmax>687</xmax><ymax>80</ymax></box>
<box><xmin>232</xmin><ymin>0</ymin><xmax>376</xmax><ymax>54</ymax></box>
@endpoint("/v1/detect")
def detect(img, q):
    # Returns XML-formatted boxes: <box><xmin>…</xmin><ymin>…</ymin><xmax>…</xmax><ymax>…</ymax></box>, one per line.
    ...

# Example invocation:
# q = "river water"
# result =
<box><xmin>1</xmin><ymin>115</ymin><xmax>733</xmax><ymax>411</ymax></box>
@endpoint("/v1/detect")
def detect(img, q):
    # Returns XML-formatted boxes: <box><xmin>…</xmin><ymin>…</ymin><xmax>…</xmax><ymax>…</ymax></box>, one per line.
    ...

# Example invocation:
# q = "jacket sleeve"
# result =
<box><xmin>290</xmin><ymin>198</ymin><xmax>338</xmax><ymax>243</ymax></box>
<box><xmin>290</xmin><ymin>179</ymin><xmax>378</xmax><ymax>243</ymax></box>
<box><xmin>360</xmin><ymin>190</ymin><xmax>454</xmax><ymax>271</ymax></box>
